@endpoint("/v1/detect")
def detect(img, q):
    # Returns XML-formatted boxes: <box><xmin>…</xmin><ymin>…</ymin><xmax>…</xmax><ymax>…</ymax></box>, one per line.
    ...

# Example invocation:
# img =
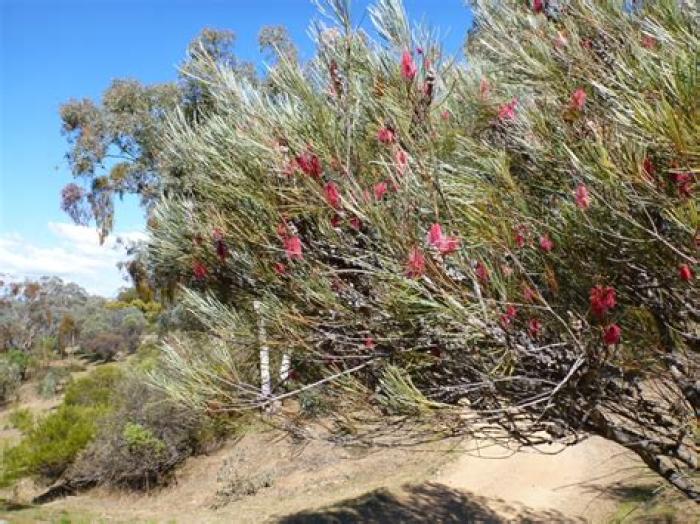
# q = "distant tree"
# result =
<box><xmin>57</xmin><ymin>314</ymin><xmax>79</xmax><ymax>356</ymax></box>
<box><xmin>59</xmin><ymin>28</ymin><xmax>261</xmax><ymax>242</ymax></box>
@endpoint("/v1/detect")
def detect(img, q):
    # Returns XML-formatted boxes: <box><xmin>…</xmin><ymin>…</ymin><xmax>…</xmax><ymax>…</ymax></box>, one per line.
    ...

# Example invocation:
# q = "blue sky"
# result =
<box><xmin>0</xmin><ymin>0</ymin><xmax>472</xmax><ymax>295</ymax></box>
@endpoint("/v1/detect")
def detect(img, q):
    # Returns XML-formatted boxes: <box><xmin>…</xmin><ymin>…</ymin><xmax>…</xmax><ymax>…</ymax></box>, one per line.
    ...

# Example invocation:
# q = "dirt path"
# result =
<box><xmin>5</xmin><ymin>427</ymin><xmax>680</xmax><ymax>523</ymax></box>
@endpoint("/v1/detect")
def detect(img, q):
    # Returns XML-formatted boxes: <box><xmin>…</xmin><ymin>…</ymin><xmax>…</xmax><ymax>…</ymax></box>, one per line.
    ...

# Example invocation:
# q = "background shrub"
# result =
<box><xmin>65</xmin><ymin>376</ymin><xmax>224</xmax><ymax>489</ymax></box>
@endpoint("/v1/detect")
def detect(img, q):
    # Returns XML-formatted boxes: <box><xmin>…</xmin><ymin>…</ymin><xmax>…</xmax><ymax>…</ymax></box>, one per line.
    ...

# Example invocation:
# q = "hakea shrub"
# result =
<box><xmin>147</xmin><ymin>0</ymin><xmax>698</xmax><ymax>498</ymax></box>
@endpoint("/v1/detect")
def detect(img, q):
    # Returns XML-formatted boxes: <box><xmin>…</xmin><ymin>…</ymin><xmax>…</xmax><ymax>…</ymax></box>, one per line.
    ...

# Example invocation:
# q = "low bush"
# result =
<box><xmin>0</xmin><ymin>365</ymin><xmax>122</xmax><ymax>486</ymax></box>
<box><xmin>0</xmin><ymin>358</ymin><xmax>21</xmax><ymax>405</ymax></box>
<box><xmin>0</xmin><ymin>404</ymin><xmax>101</xmax><ymax>484</ymax></box>
<box><xmin>36</xmin><ymin>367</ymin><xmax>72</xmax><ymax>399</ymax></box>
<box><xmin>66</xmin><ymin>376</ymin><xmax>225</xmax><ymax>489</ymax></box>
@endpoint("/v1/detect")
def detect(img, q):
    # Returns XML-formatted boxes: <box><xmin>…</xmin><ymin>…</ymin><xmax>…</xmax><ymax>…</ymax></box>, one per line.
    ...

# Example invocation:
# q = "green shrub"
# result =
<box><xmin>7</xmin><ymin>408</ymin><xmax>34</xmax><ymax>433</ymax></box>
<box><xmin>0</xmin><ymin>365</ymin><xmax>123</xmax><ymax>486</ymax></box>
<box><xmin>122</xmin><ymin>422</ymin><xmax>166</xmax><ymax>455</ymax></box>
<box><xmin>0</xmin><ymin>405</ymin><xmax>100</xmax><ymax>484</ymax></box>
<box><xmin>66</xmin><ymin>377</ymin><xmax>224</xmax><ymax>489</ymax></box>
<box><xmin>63</xmin><ymin>365</ymin><xmax>123</xmax><ymax>408</ymax></box>
<box><xmin>0</xmin><ymin>358</ymin><xmax>21</xmax><ymax>405</ymax></box>
<box><xmin>36</xmin><ymin>367</ymin><xmax>72</xmax><ymax>399</ymax></box>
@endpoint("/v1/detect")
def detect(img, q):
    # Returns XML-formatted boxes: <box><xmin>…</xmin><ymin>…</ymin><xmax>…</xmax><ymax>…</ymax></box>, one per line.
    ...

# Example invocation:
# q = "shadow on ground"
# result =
<box><xmin>275</xmin><ymin>482</ymin><xmax>583</xmax><ymax>523</ymax></box>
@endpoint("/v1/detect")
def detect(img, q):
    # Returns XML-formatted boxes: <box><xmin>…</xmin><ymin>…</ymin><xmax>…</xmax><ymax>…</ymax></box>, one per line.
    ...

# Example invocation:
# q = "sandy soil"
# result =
<box><xmin>2</xmin><ymin>371</ymin><xmax>696</xmax><ymax>523</ymax></box>
<box><xmin>5</xmin><ymin>426</ymin><xmax>677</xmax><ymax>524</ymax></box>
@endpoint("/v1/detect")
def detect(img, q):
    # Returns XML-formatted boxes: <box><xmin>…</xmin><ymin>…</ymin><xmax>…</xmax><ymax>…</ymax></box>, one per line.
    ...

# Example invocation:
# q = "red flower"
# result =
<box><xmin>679</xmin><ymin>264</ymin><xmax>694</xmax><ymax>282</ymax></box>
<box><xmin>401</xmin><ymin>50</ymin><xmax>417</xmax><ymax>81</ymax></box>
<box><xmin>532</xmin><ymin>0</ymin><xmax>544</xmax><ymax>13</ymax></box>
<box><xmin>528</xmin><ymin>318</ymin><xmax>542</xmax><ymax>337</ymax></box>
<box><xmin>575</xmin><ymin>184</ymin><xmax>590</xmax><ymax>209</ymax></box>
<box><xmin>330</xmin><ymin>214</ymin><xmax>342</xmax><ymax>228</ymax></box>
<box><xmin>395</xmin><ymin>149</ymin><xmax>409</xmax><ymax>175</ymax></box>
<box><xmin>349</xmin><ymin>216</ymin><xmax>362</xmax><ymax>230</ymax></box>
<box><xmin>522</xmin><ymin>284</ymin><xmax>537</xmax><ymax>302</ymax></box>
<box><xmin>590</xmin><ymin>285</ymin><xmax>617</xmax><ymax>318</ymax></box>
<box><xmin>377</xmin><ymin>126</ymin><xmax>396</xmax><ymax>144</ymax></box>
<box><xmin>539</xmin><ymin>234</ymin><xmax>554</xmax><ymax>252</ymax></box>
<box><xmin>441</xmin><ymin>110</ymin><xmax>451</xmax><ymax>121</ymax></box>
<box><xmin>406</xmin><ymin>247</ymin><xmax>426</xmax><ymax>278</ymax></box>
<box><xmin>426</xmin><ymin>223</ymin><xmax>460</xmax><ymax>255</ymax></box>
<box><xmin>212</xmin><ymin>228</ymin><xmax>228</xmax><ymax>262</ymax></box>
<box><xmin>498</xmin><ymin>98</ymin><xmax>518</xmax><ymax>122</ymax></box>
<box><xmin>374</xmin><ymin>181</ymin><xmax>388</xmax><ymax>201</ymax></box>
<box><xmin>500</xmin><ymin>306</ymin><xmax>517</xmax><ymax>329</ymax></box>
<box><xmin>324</xmin><ymin>182</ymin><xmax>341</xmax><ymax>209</ymax></box>
<box><xmin>603</xmin><ymin>324</ymin><xmax>621</xmax><ymax>345</ymax></box>
<box><xmin>295</xmin><ymin>151</ymin><xmax>322</xmax><ymax>178</ymax></box>
<box><xmin>192</xmin><ymin>261</ymin><xmax>208</xmax><ymax>280</ymax></box>
<box><xmin>643</xmin><ymin>157</ymin><xmax>655</xmax><ymax>177</ymax></box>
<box><xmin>284</xmin><ymin>236</ymin><xmax>303</xmax><ymax>260</ymax></box>
<box><xmin>475</xmin><ymin>261</ymin><xmax>490</xmax><ymax>282</ymax></box>
<box><xmin>514</xmin><ymin>226</ymin><xmax>527</xmax><ymax>248</ymax></box>
<box><xmin>570</xmin><ymin>88</ymin><xmax>587</xmax><ymax>111</ymax></box>
<box><xmin>364</xmin><ymin>337</ymin><xmax>376</xmax><ymax>349</ymax></box>
<box><xmin>671</xmin><ymin>172</ymin><xmax>694</xmax><ymax>198</ymax></box>
<box><xmin>274</xmin><ymin>262</ymin><xmax>287</xmax><ymax>275</ymax></box>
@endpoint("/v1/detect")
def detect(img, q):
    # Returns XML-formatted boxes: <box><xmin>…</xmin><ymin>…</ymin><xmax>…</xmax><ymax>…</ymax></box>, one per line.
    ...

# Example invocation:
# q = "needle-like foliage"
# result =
<box><xmin>148</xmin><ymin>0</ymin><xmax>698</xmax><ymax>499</ymax></box>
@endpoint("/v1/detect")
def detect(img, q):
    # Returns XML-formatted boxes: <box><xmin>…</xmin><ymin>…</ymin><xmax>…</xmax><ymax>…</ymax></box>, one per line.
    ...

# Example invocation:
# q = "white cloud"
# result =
<box><xmin>0</xmin><ymin>222</ymin><xmax>147</xmax><ymax>297</ymax></box>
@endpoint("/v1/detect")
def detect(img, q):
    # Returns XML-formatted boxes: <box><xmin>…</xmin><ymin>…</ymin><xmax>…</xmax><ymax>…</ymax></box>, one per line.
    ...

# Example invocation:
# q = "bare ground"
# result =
<box><xmin>2</xmin><ymin>370</ymin><xmax>697</xmax><ymax>523</ymax></box>
<box><xmin>6</xmin><ymin>423</ymin><xmax>693</xmax><ymax>523</ymax></box>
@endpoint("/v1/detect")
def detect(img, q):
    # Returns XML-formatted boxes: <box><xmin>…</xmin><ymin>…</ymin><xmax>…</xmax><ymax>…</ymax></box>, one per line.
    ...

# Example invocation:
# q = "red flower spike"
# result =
<box><xmin>679</xmin><ymin>264</ymin><xmax>694</xmax><ymax>282</ymax></box>
<box><xmin>274</xmin><ymin>262</ymin><xmax>287</xmax><ymax>275</ymax></box>
<box><xmin>523</xmin><ymin>284</ymin><xmax>537</xmax><ymax>303</ymax></box>
<box><xmin>498</xmin><ymin>98</ymin><xmax>518</xmax><ymax>122</ymax></box>
<box><xmin>295</xmin><ymin>151</ymin><xmax>322</xmax><ymax>178</ymax></box>
<box><xmin>377</xmin><ymin>126</ymin><xmax>396</xmax><ymax>144</ymax></box>
<box><xmin>528</xmin><ymin>318</ymin><xmax>542</xmax><ymax>337</ymax></box>
<box><xmin>395</xmin><ymin>149</ymin><xmax>409</xmax><ymax>175</ymax></box>
<box><xmin>441</xmin><ymin>110</ymin><xmax>451</xmax><ymax>121</ymax></box>
<box><xmin>575</xmin><ymin>184</ymin><xmax>590</xmax><ymax>209</ymax></box>
<box><xmin>284</xmin><ymin>236</ymin><xmax>303</xmax><ymax>260</ymax></box>
<box><xmin>532</xmin><ymin>0</ymin><xmax>544</xmax><ymax>13</ymax></box>
<box><xmin>330</xmin><ymin>214</ymin><xmax>342</xmax><ymax>228</ymax></box>
<box><xmin>475</xmin><ymin>261</ymin><xmax>490</xmax><ymax>283</ymax></box>
<box><xmin>406</xmin><ymin>247</ymin><xmax>426</xmax><ymax>278</ymax></box>
<box><xmin>427</xmin><ymin>223</ymin><xmax>460</xmax><ymax>255</ymax></box>
<box><xmin>401</xmin><ymin>50</ymin><xmax>418</xmax><ymax>81</ymax></box>
<box><xmin>570</xmin><ymin>88</ymin><xmax>587</xmax><ymax>111</ymax></box>
<box><xmin>364</xmin><ymin>337</ymin><xmax>376</xmax><ymax>349</ymax></box>
<box><xmin>539</xmin><ymin>234</ymin><xmax>554</xmax><ymax>252</ymax></box>
<box><xmin>349</xmin><ymin>216</ymin><xmax>362</xmax><ymax>231</ymax></box>
<box><xmin>603</xmin><ymin>324</ymin><xmax>621</xmax><ymax>345</ymax></box>
<box><xmin>590</xmin><ymin>285</ymin><xmax>617</xmax><ymax>318</ymax></box>
<box><xmin>374</xmin><ymin>181</ymin><xmax>388</xmax><ymax>201</ymax></box>
<box><xmin>671</xmin><ymin>172</ymin><xmax>694</xmax><ymax>198</ymax></box>
<box><xmin>324</xmin><ymin>182</ymin><xmax>341</xmax><ymax>209</ymax></box>
<box><xmin>514</xmin><ymin>227</ymin><xmax>527</xmax><ymax>249</ymax></box>
<box><xmin>192</xmin><ymin>261</ymin><xmax>208</xmax><ymax>281</ymax></box>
